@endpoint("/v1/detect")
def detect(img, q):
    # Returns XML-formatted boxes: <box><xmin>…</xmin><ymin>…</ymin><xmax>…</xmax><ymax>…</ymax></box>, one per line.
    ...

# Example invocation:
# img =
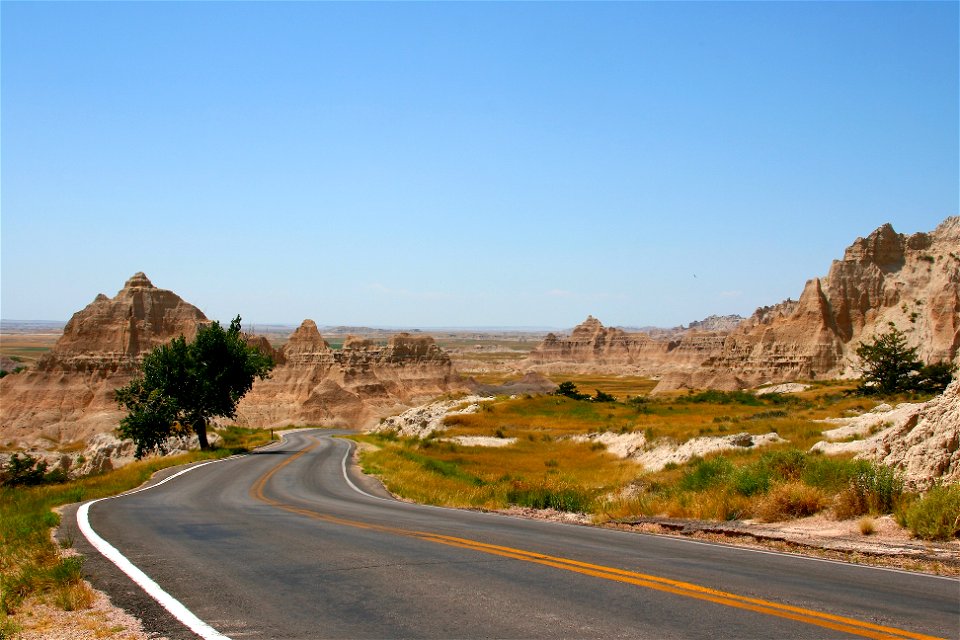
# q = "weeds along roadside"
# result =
<box><xmin>0</xmin><ymin>426</ymin><xmax>274</xmax><ymax>634</ymax></box>
<box><xmin>352</xmin><ymin>383</ymin><xmax>959</xmax><ymax>542</ymax></box>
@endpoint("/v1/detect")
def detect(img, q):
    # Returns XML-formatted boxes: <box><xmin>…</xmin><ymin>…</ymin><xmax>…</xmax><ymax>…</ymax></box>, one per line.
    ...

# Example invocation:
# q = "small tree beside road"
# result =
<box><xmin>115</xmin><ymin>316</ymin><xmax>274</xmax><ymax>458</ymax></box>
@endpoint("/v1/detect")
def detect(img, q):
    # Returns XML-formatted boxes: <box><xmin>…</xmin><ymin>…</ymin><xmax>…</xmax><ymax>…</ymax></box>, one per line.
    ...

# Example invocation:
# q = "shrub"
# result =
<box><xmin>1</xmin><ymin>454</ymin><xmax>48</xmax><ymax>487</ymax></box>
<box><xmin>914</xmin><ymin>362</ymin><xmax>956</xmax><ymax>394</ymax></box>
<box><xmin>757</xmin><ymin>449</ymin><xmax>808</xmax><ymax>482</ymax></box>
<box><xmin>679</xmin><ymin>390</ymin><xmax>762</xmax><ymax>406</ymax></box>
<box><xmin>506</xmin><ymin>482</ymin><xmax>593</xmax><ymax>513</ymax></box>
<box><xmin>680</xmin><ymin>456</ymin><xmax>733</xmax><ymax>492</ymax></box>
<box><xmin>755</xmin><ymin>482</ymin><xmax>828</xmax><ymax>522</ymax></box>
<box><xmin>592</xmin><ymin>390</ymin><xmax>616</xmax><ymax>403</ymax></box>
<box><xmin>896</xmin><ymin>484</ymin><xmax>960</xmax><ymax>540</ymax></box>
<box><xmin>834</xmin><ymin>463</ymin><xmax>903</xmax><ymax>519</ymax></box>
<box><xmin>555</xmin><ymin>381</ymin><xmax>589</xmax><ymax>401</ymax></box>
<box><xmin>731</xmin><ymin>466</ymin><xmax>771</xmax><ymax>497</ymax></box>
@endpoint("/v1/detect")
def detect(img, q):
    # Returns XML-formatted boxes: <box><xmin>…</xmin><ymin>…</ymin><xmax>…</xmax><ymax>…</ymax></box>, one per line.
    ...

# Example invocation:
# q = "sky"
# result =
<box><xmin>2</xmin><ymin>2</ymin><xmax>957</xmax><ymax>329</ymax></box>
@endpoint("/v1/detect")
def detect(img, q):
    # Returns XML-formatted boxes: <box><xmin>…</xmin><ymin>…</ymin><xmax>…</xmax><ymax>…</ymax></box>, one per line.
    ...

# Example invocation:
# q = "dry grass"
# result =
<box><xmin>356</xmin><ymin>433</ymin><xmax>638</xmax><ymax>512</ymax></box>
<box><xmin>754</xmin><ymin>482</ymin><xmax>829</xmax><ymax>522</ymax></box>
<box><xmin>358</xmin><ymin>377</ymin><xmax>928</xmax><ymax>526</ymax></box>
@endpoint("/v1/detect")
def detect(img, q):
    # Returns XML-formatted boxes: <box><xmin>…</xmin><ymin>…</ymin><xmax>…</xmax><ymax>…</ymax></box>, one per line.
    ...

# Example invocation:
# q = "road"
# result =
<box><xmin>60</xmin><ymin>429</ymin><xmax>958</xmax><ymax>639</ymax></box>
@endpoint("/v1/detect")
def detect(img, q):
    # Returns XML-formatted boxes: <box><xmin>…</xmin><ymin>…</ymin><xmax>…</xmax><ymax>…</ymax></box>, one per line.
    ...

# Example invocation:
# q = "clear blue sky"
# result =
<box><xmin>2</xmin><ymin>2</ymin><xmax>957</xmax><ymax>328</ymax></box>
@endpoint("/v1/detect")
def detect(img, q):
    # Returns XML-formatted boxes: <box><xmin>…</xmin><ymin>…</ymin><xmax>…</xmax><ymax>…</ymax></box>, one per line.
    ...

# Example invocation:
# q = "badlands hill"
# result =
<box><xmin>0</xmin><ymin>274</ymin><xmax>463</xmax><ymax>450</ymax></box>
<box><xmin>0</xmin><ymin>273</ymin><xmax>207</xmax><ymax>447</ymax></box>
<box><xmin>234</xmin><ymin>320</ymin><xmax>461</xmax><ymax>428</ymax></box>
<box><xmin>527</xmin><ymin>217</ymin><xmax>960</xmax><ymax>391</ymax></box>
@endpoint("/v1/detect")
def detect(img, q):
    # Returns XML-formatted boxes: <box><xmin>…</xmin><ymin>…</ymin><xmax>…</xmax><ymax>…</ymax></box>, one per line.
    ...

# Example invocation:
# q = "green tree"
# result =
<box><xmin>554</xmin><ymin>381</ymin><xmax>589</xmax><ymax>401</ymax></box>
<box><xmin>915</xmin><ymin>361</ymin><xmax>956</xmax><ymax>394</ymax></box>
<box><xmin>855</xmin><ymin>323</ymin><xmax>922</xmax><ymax>395</ymax></box>
<box><xmin>115</xmin><ymin>316</ymin><xmax>274</xmax><ymax>458</ymax></box>
<box><xmin>592</xmin><ymin>389</ymin><xmax>616</xmax><ymax>403</ymax></box>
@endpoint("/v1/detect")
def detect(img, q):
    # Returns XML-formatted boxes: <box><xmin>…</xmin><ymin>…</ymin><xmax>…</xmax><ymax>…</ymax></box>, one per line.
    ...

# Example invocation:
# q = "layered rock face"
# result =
<box><xmin>525</xmin><ymin>315</ymin><xmax>729</xmax><ymax>376</ymax></box>
<box><xmin>0</xmin><ymin>274</ymin><xmax>209</xmax><ymax>448</ymax></box>
<box><xmin>1</xmin><ymin>276</ymin><xmax>464</xmax><ymax>449</ymax></box>
<box><xmin>234</xmin><ymin>321</ymin><xmax>463</xmax><ymax>428</ymax></box>
<box><xmin>37</xmin><ymin>272</ymin><xmax>208</xmax><ymax>373</ymax></box>
<box><xmin>525</xmin><ymin>218</ymin><xmax>960</xmax><ymax>391</ymax></box>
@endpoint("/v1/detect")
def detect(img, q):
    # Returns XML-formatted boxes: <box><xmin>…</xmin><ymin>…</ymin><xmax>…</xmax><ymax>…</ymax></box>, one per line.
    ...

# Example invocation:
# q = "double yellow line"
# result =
<box><xmin>250</xmin><ymin>440</ymin><xmax>945</xmax><ymax>640</ymax></box>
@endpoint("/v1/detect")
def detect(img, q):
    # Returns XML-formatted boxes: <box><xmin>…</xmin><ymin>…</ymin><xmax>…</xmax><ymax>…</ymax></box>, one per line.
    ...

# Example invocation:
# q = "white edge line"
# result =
<box><xmin>338</xmin><ymin>438</ymin><xmax>392</xmax><ymax>502</ymax></box>
<box><xmin>77</xmin><ymin>458</ymin><xmax>236</xmax><ymax>640</ymax></box>
<box><xmin>333</xmin><ymin>436</ymin><xmax>958</xmax><ymax>582</ymax></box>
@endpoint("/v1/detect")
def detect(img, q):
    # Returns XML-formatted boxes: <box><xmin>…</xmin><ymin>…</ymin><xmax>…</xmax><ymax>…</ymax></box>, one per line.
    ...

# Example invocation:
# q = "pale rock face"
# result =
<box><xmin>592</xmin><ymin>431</ymin><xmax>786</xmax><ymax>471</ymax></box>
<box><xmin>368</xmin><ymin>395</ymin><xmax>494</xmax><ymax>438</ymax></box>
<box><xmin>810</xmin><ymin>380</ymin><xmax>960</xmax><ymax>490</ymax></box>
<box><xmin>0</xmin><ymin>429</ymin><xmax>221</xmax><ymax>481</ymax></box>
<box><xmin>523</xmin><ymin>217</ymin><xmax>960</xmax><ymax>392</ymax></box>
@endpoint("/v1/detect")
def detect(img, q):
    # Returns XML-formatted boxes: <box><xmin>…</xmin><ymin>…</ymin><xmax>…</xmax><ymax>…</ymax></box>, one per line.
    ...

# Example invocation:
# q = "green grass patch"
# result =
<box><xmin>506</xmin><ymin>481</ymin><xmax>594</xmax><ymax>512</ymax></box>
<box><xmin>397</xmin><ymin>449</ymin><xmax>485</xmax><ymax>486</ymax></box>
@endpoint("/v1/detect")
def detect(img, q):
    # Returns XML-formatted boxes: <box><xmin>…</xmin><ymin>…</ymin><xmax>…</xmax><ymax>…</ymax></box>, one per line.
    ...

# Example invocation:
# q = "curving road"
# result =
<box><xmin>59</xmin><ymin>429</ymin><xmax>958</xmax><ymax>640</ymax></box>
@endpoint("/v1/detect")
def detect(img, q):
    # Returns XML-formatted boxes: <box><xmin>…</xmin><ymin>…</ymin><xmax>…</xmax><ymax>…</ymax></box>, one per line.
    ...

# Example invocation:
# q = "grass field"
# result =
<box><xmin>354</xmin><ymin>378</ymin><xmax>955</xmax><ymax>538</ymax></box>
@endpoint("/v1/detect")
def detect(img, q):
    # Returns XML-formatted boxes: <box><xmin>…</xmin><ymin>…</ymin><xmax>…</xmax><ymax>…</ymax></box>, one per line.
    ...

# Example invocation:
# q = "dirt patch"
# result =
<box><xmin>603</xmin><ymin>514</ymin><xmax>960</xmax><ymax>576</ymax></box>
<box><xmin>13</xmin><ymin>588</ymin><xmax>162</xmax><ymax>640</ymax></box>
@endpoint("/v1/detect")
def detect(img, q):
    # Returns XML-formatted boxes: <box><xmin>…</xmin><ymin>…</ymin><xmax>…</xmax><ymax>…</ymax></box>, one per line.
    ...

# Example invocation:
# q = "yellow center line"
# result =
<box><xmin>249</xmin><ymin>440</ymin><xmax>945</xmax><ymax>640</ymax></box>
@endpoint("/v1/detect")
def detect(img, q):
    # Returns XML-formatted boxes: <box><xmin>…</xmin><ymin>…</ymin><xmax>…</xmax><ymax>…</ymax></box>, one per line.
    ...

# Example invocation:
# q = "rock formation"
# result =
<box><xmin>525</xmin><ymin>315</ymin><xmax>730</xmax><ymax>377</ymax></box>
<box><xmin>36</xmin><ymin>272</ymin><xmax>208</xmax><ymax>373</ymax></box>
<box><xmin>234</xmin><ymin>320</ymin><xmax>463</xmax><ymax>429</ymax></box>
<box><xmin>1</xmin><ymin>276</ymin><xmax>465</xmax><ymax>451</ymax></box>
<box><xmin>811</xmin><ymin>380</ymin><xmax>959</xmax><ymax>490</ymax></box>
<box><xmin>0</xmin><ymin>273</ymin><xmax>208</xmax><ymax>448</ymax></box>
<box><xmin>524</xmin><ymin>217</ymin><xmax>960</xmax><ymax>392</ymax></box>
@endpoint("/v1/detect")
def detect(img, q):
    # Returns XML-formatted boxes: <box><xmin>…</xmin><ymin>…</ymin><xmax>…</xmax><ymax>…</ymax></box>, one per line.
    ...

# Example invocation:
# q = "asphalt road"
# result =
<box><xmin>60</xmin><ymin>429</ymin><xmax>959</xmax><ymax>640</ymax></box>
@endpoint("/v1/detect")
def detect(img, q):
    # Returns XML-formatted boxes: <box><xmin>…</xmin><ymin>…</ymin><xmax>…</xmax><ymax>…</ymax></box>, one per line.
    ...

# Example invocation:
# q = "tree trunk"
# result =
<box><xmin>195</xmin><ymin>417</ymin><xmax>209</xmax><ymax>450</ymax></box>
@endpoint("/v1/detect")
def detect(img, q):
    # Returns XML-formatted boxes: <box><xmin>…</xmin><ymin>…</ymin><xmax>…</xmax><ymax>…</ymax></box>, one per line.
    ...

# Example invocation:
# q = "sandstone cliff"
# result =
<box><xmin>0</xmin><ymin>274</ymin><xmax>208</xmax><ymax>448</ymax></box>
<box><xmin>234</xmin><ymin>321</ymin><xmax>463</xmax><ymax>429</ymax></box>
<box><xmin>525</xmin><ymin>217</ymin><xmax>960</xmax><ymax>391</ymax></box>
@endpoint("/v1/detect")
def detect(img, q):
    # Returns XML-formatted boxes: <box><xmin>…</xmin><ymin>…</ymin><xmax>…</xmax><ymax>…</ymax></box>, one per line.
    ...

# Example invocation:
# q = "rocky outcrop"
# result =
<box><xmin>0</xmin><ymin>274</ymin><xmax>209</xmax><ymax>449</ymax></box>
<box><xmin>811</xmin><ymin>380</ymin><xmax>960</xmax><ymax>490</ymax></box>
<box><xmin>38</xmin><ymin>272</ymin><xmax>208</xmax><ymax>373</ymax></box>
<box><xmin>525</xmin><ymin>315</ymin><xmax>731</xmax><ymax>377</ymax></box>
<box><xmin>679</xmin><ymin>218</ymin><xmax>960</xmax><ymax>391</ymax></box>
<box><xmin>524</xmin><ymin>218</ymin><xmax>960</xmax><ymax>392</ymax></box>
<box><xmin>1</xmin><ymin>276</ymin><xmax>466</xmax><ymax>451</ymax></box>
<box><xmin>0</xmin><ymin>432</ymin><xmax>220</xmax><ymax>481</ymax></box>
<box><xmin>368</xmin><ymin>395</ymin><xmax>494</xmax><ymax>438</ymax></box>
<box><xmin>233</xmin><ymin>322</ymin><xmax>465</xmax><ymax>429</ymax></box>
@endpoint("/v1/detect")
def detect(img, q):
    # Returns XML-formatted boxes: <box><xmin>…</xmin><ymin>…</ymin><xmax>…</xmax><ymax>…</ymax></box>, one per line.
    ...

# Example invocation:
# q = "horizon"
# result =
<box><xmin>2</xmin><ymin>3</ymin><xmax>957</xmax><ymax>327</ymax></box>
